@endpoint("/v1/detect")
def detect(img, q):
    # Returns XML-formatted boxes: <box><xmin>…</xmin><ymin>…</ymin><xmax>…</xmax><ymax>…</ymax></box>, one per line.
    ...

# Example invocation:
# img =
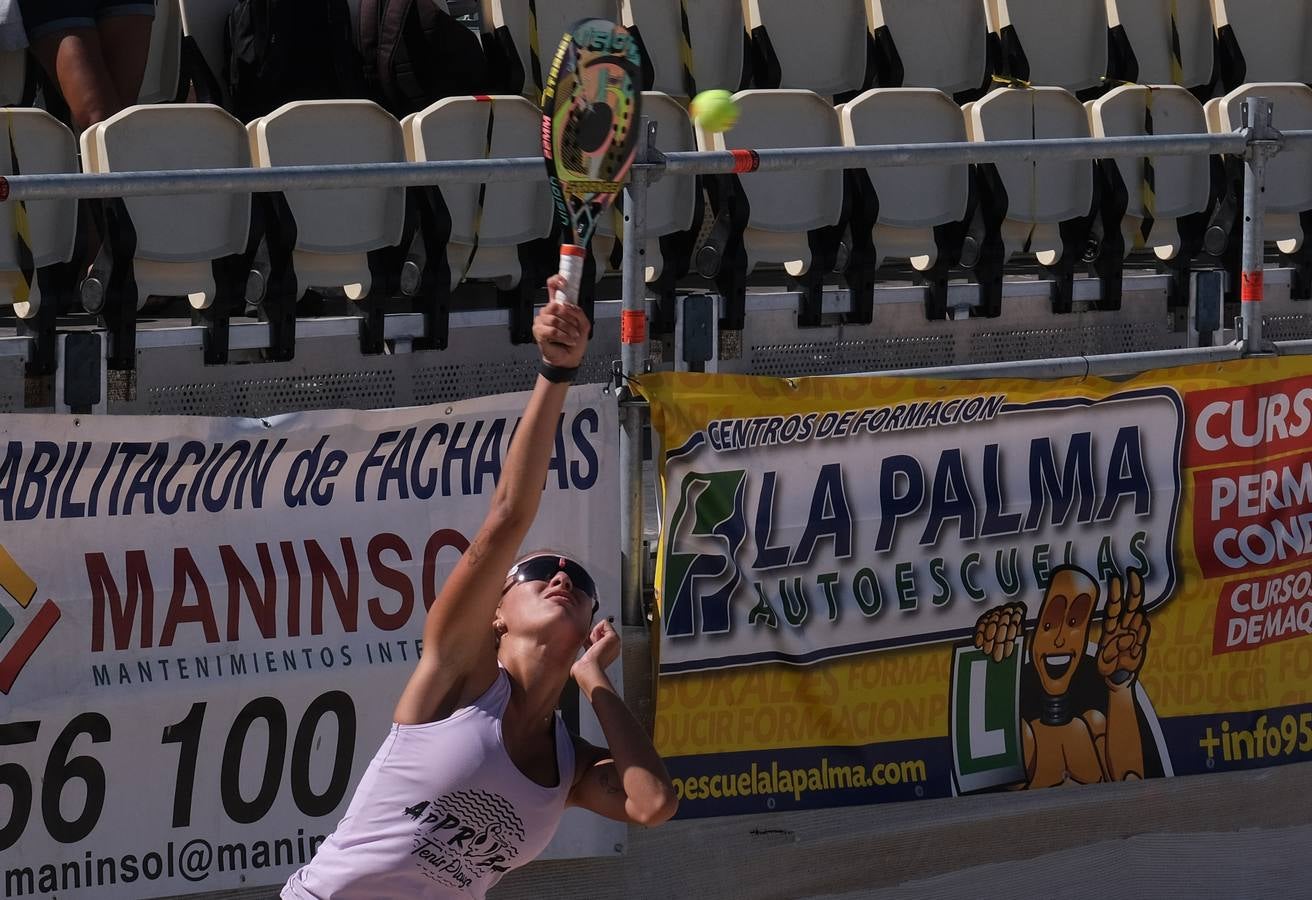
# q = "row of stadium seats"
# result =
<box><xmin>702</xmin><ymin>79</ymin><xmax>1312</xmax><ymax>329</ymax></box>
<box><xmin>4</xmin><ymin>79</ymin><xmax>1309</xmax><ymax>365</ymax></box>
<box><xmin>448</xmin><ymin>0</ymin><xmax>1308</xmax><ymax>101</ymax></box>
<box><xmin>0</xmin><ymin>92</ymin><xmax>692</xmax><ymax>374</ymax></box>
<box><xmin>5</xmin><ymin>0</ymin><xmax>1301</xmax><ymax>115</ymax></box>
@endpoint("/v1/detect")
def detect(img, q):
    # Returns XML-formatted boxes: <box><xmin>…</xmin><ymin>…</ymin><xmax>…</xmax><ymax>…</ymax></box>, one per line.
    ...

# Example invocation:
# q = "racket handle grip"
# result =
<box><xmin>554</xmin><ymin>245</ymin><xmax>586</xmax><ymax>305</ymax></box>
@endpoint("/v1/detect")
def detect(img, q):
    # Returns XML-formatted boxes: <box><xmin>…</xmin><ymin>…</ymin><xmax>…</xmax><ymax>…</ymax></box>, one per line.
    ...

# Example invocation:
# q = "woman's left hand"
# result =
<box><xmin>572</xmin><ymin>619</ymin><xmax>620</xmax><ymax>682</ymax></box>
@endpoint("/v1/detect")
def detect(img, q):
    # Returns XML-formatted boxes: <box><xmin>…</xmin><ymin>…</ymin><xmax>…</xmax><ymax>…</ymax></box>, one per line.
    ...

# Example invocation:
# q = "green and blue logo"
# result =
<box><xmin>663</xmin><ymin>470</ymin><xmax>747</xmax><ymax>639</ymax></box>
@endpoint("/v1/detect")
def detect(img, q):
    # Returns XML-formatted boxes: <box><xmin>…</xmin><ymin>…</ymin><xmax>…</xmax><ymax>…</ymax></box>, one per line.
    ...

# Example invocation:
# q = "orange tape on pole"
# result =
<box><xmin>731</xmin><ymin>149</ymin><xmax>760</xmax><ymax>174</ymax></box>
<box><xmin>621</xmin><ymin>309</ymin><xmax>647</xmax><ymax>345</ymax></box>
<box><xmin>1241</xmin><ymin>270</ymin><xmax>1264</xmax><ymax>302</ymax></box>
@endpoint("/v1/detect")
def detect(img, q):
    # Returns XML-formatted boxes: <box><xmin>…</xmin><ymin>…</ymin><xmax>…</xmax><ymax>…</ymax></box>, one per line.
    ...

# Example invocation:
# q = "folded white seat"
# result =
<box><xmin>83</xmin><ymin>103</ymin><xmax>250</xmax><ymax>310</ymax></box>
<box><xmin>249</xmin><ymin>99</ymin><xmax>406</xmax><ymax>301</ymax></box>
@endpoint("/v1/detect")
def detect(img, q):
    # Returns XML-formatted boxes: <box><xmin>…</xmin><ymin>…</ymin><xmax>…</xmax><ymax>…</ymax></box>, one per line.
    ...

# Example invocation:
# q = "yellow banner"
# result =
<box><xmin>641</xmin><ymin>359</ymin><xmax>1312</xmax><ymax>815</ymax></box>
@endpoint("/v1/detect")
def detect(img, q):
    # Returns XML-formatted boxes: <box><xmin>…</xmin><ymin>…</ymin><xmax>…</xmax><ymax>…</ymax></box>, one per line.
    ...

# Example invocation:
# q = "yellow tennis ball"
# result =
<box><xmin>691</xmin><ymin>90</ymin><xmax>740</xmax><ymax>133</ymax></box>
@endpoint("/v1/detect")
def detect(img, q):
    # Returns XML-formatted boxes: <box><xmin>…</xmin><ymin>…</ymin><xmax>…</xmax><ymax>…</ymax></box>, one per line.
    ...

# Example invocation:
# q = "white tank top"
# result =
<box><xmin>282</xmin><ymin>669</ymin><xmax>575</xmax><ymax>899</ymax></box>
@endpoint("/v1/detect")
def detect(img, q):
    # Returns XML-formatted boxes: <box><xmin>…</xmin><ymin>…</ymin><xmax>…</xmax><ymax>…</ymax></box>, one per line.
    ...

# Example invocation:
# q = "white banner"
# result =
<box><xmin>658</xmin><ymin>388</ymin><xmax>1182</xmax><ymax>674</ymax></box>
<box><xmin>0</xmin><ymin>385</ymin><xmax>620</xmax><ymax>899</ymax></box>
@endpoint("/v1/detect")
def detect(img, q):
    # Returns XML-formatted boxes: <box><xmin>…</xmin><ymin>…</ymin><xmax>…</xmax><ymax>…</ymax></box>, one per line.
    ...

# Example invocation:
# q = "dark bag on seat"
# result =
<box><xmin>358</xmin><ymin>0</ymin><xmax>491</xmax><ymax>116</ymax></box>
<box><xmin>225</xmin><ymin>0</ymin><xmax>368</xmax><ymax>121</ymax></box>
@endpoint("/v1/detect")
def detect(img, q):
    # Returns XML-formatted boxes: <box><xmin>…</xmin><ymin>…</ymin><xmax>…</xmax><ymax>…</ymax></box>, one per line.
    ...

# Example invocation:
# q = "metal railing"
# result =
<box><xmin>0</xmin><ymin>131</ymin><xmax>1262</xmax><ymax>201</ymax></box>
<box><xmin>2</xmin><ymin>97</ymin><xmax>1308</xmax><ymax>623</ymax></box>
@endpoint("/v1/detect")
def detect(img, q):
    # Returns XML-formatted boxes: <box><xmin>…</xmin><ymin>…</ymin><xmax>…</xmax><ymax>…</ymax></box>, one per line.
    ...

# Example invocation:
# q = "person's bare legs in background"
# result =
<box><xmin>97</xmin><ymin>12</ymin><xmax>153</xmax><ymax>112</ymax></box>
<box><xmin>20</xmin><ymin>2</ymin><xmax>154</xmax><ymax>302</ymax></box>
<box><xmin>23</xmin><ymin>2</ymin><xmax>154</xmax><ymax>129</ymax></box>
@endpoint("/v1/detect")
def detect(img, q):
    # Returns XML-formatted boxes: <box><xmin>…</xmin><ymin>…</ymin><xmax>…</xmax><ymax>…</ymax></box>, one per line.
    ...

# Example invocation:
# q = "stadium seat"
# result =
<box><xmin>620</xmin><ymin>0</ymin><xmax>746</xmax><ymax>98</ymax></box>
<box><xmin>479</xmin><ymin>0</ymin><xmax>617</xmax><ymax>97</ymax></box>
<box><xmin>866</xmin><ymin>0</ymin><xmax>990</xmax><ymax>100</ymax></box>
<box><xmin>698</xmin><ymin>89</ymin><xmax>844</xmax><ymax>328</ymax></box>
<box><xmin>992</xmin><ymin>0</ymin><xmax>1109</xmax><ymax>96</ymax></box>
<box><xmin>743</xmin><ymin>0</ymin><xmax>868</xmax><ymax>96</ymax></box>
<box><xmin>177</xmin><ymin>0</ymin><xmax>231</xmax><ymax>105</ymax></box>
<box><xmin>405</xmin><ymin>95</ymin><xmax>551</xmax><ymax>291</ymax></box>
<box><xmin>248</xmin><ymin>100</ymin><xmax>407</xmax><ymax>358</ymax></box>
<box><xmin>80</xmin><ymin>104</ymin><xmax>251</xmax><ymax>367</ymax></box>
<box><xmin>1104</xmin><ymin>0</ymin><xmax>1214</xmax><ymax>93</ymax></box>
<box><xmin>178</xmin><ymin>0</ymin><xmax>226</xmax><ymax>88</ymax></box>
<box><xmin>1088</xmin><ymin>84</ymin><xmax>1212</xmax><ymax>308</ymax></box>
<box><xmin>968</xmin><ymin>86</ymin><xmax>1094</xmax><ymax>315</ymax></box>
<box><xmin>403</xmin><ymin>94</ymin><xmax>554</xmax><ymax>344</ymax></box>
<box><xmin>0</xmin><ymin>109</ymin><xmax>78</xmax><ymax>378</ymax></box>
<box><xmin>593</xmin><ymin>92</ymin><xmax>698</xmax><ymax>332</ymax></box>
<box><xmin>138</xmin><ymin>0</ymin><xmax>183</xmax><ymax>104</ymax></box>
<box><xmin>840</xmin><ymin>88</ymin><xmax>972</xmax><ymax>320</ymax></box>
<box><xmin>1206</xmin><ymin>83</ymin><xmax>1312</xmax><ymax>299</ymax></box>
<box><xmin>0</xmin><ymin>50</ymin><xmax>26</xmax><ymax>106</ymax></box>
<box><xmin>1212</xmin><ymin>0</ymin><xmax>1312</xmax><ymax>90</ymax></box>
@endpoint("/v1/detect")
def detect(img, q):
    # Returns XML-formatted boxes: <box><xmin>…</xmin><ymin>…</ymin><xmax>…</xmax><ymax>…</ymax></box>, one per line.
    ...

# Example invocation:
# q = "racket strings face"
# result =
<box><xmin>542</xmin><ymin>19</ymin><xmax>643</xmax><ymax>248</ymax></box>
<box><xmin>604</xmin><ymin>90</ymin><xmax>635</xmax><ymax>175</ymax></box>
<box><xmin>557</xmin><ymin>62</ymin><xmax>636</xmax><ymax>182</ymax></box>
<box><xmin>561</xmin><ymin>138</ymin><xmax>585</xmax><ymax>174</ymax></box>
<box><xmin>572</xmin><ymin>103</ymin><xmax>613</xmax><ymax>156</ymax></box>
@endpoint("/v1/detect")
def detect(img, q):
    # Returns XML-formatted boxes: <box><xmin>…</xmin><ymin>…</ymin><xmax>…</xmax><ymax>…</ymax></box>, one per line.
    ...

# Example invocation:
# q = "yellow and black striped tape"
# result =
<box><xmin>1168</xmin><ymin>0</ymin><xmax>1184</xmax><ymax>86</ymax></box>
<box><xmin>1139</xmin><ymin>86</ymin><xmax>1157</xmax><ymax>248</ymax></box>
<box><xmin>527</xmin><ymin>0</ymin><xmax>543</xmax><ymax>97</ymax></box>
<box><xmin>679</xmin><ymin>0</ymin><xmax>697</xmax><ymax>98</ymax></box>
<box><xmin>459</xmin><ymin>96</ymin><xmax>497</xmax><ymax>283</ymax></box>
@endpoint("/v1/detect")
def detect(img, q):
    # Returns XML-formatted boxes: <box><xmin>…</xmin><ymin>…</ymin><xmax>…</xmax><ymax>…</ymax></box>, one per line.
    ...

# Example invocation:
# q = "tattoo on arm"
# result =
<box><xmin>598</xmin><ymin>768</ymin><xmax>621</xmax><ymax>795</ymax></box>
<box><xmin>465</xmin><ymin>535</ymin><xmax>489</xmax><ymax>565</ymax></box>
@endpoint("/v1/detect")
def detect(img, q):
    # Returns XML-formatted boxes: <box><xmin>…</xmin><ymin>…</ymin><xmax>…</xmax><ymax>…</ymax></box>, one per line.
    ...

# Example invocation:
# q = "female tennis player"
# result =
<box><xmin>283</xmin><ymin>280</ymin><xmax>676</xmax><ymax>899</ymax></box>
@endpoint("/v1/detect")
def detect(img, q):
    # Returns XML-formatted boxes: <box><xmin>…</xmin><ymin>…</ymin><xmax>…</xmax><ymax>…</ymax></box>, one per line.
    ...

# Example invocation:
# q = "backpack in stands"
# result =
<box><xmin>358</xmin><ymin>0</ymin><xmax>491</xmax><ymax>117</ymax></box>
<box><xmin>225</xmin><ymin>0</ymin><xmax>368</xmax><ymax>121</ymax></box>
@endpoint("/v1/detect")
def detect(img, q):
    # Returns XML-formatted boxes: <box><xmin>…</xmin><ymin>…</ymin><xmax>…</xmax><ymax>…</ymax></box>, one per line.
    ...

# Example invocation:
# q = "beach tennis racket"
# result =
<box><xmin>540</xmin><ymin>18</ymin><xmax>643</xmax><ymax>304</ymax></box>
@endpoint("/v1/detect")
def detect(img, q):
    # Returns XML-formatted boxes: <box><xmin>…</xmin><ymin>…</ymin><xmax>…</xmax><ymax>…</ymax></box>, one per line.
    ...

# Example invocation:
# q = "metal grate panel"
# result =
<box><xmin>1254</xmin><ymin>274</ymin><xmax>1312</xmax><ymax>342</ymax></box>
<box><xmin>967</xmin><ymin>320</ymin><xmax>1147</xmax><ymax>364</ymax></box>
<box><xmin>0</xmin><ymin>357</ymin><xmax>22</xmax><ymax>412</ymax></box>
<box><xmin>120</xmin><ymin>315</ymin><xmax>623</xmax><ymax>417</ymax></box>
<box><xmin>147</xmin><ymin>369</ymin><xmax>400</xmax><ymax>416</ymax></box>
<box><xmin>750</xmin><ymin>335</ymin><xmax>956</xmax><ymax>377</ymax></box>
<box><xmin>3</xmin><ymin>277</ymin><xmax>1262</xmax><ymax>418</ymax></box>
<box><xmin>412</xmin><ymin>354</ymin><xmax>614</xmax><ymax>405</ymax></box>
<box><xmin>1263</xmin><ymin>314</ymin><xmax>1312</xmax><ymax>342</ymax></box>
<box><xmin>414</xmin><ymin>359</ymin><xmax>533</xmax><ymax>404</ymax></box>
<box><xmin>735</xmin><ymin>282</ymin><xmax>1177</xmax><ymax>377</ymax></box>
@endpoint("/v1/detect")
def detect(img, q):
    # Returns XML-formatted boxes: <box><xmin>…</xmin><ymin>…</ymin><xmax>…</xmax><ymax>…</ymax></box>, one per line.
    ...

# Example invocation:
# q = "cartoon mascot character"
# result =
<box><xmin>973</xmin><ymin>566</ymin><xmax>1151</xmax><ymax>787</ymax></box>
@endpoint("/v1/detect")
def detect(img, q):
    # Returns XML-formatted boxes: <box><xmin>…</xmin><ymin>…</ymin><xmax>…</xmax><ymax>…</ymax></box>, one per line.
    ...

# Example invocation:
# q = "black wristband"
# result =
<box><xmin>539</xmin><ymin>361</ymin><xmax>579</xmax><ymax>384</ymax></box>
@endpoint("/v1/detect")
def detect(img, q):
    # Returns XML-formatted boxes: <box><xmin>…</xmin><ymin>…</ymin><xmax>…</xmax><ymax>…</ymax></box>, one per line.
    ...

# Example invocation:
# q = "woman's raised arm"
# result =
<box><xmin>393</xmin><ymin>282</ymin><xmax>592</xmax><ymax>724</ymax></box>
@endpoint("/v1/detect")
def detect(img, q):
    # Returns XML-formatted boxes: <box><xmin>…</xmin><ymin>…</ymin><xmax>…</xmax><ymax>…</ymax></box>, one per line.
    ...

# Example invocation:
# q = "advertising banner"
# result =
<box><xmin>642</xmin><ymin>360</ymin><xmax>1312</xmax><ymax>817</ymax></box>
<box><xmin>0</xmin><ymin>385</ymin><xmax>620</xmax><ymax>898</ymax></box>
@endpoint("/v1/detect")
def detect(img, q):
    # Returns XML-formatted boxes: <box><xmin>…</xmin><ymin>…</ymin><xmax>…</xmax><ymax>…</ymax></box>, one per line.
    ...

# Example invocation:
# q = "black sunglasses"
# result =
<box><xmin>508</xmin><ymin>555</ymin><xmax>599</xmax><ymax>616</ymax></box>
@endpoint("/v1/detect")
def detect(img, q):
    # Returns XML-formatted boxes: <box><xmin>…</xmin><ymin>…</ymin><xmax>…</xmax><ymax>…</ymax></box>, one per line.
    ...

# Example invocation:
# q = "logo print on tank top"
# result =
<box><xmin>404</xmin><ymin>790</ymin><xmax>526</xmax><ymax>889</ymax></box>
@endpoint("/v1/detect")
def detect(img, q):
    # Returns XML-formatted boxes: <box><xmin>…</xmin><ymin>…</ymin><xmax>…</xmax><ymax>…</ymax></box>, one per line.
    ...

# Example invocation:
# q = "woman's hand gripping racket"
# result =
<box><xmin>541</xmin><ymin>18</ymin><xmax>643</xmax><ymax>304</ymax></box>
